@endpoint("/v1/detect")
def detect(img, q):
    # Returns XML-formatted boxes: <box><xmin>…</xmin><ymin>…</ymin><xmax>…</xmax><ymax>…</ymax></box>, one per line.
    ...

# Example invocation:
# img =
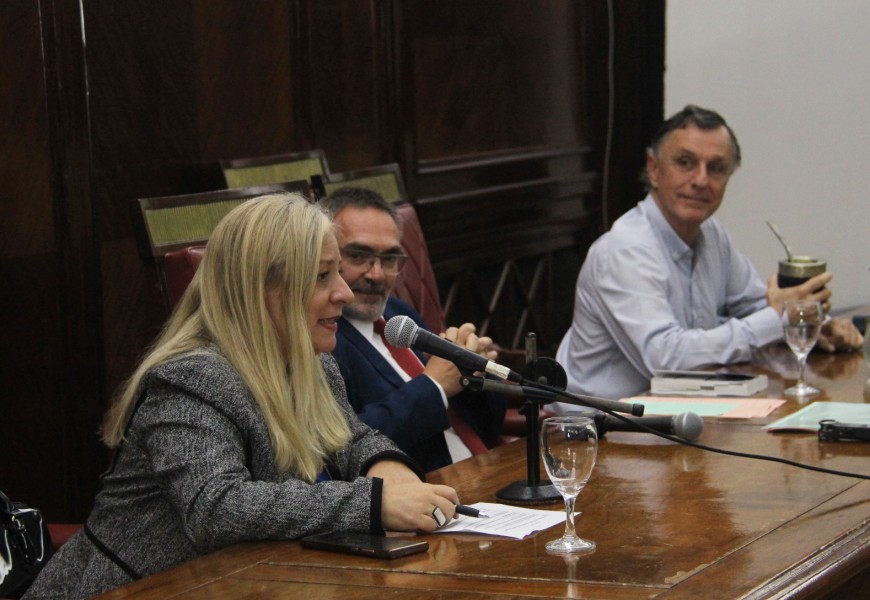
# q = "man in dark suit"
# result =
<box><xmin>323</xmin><ymin>188</ymin><xmax>506</xmax><ymax>472</ymax></box>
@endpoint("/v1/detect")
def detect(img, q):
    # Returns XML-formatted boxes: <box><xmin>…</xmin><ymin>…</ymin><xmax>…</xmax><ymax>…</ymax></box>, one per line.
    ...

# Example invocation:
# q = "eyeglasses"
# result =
<box><xmin>340</xmin><ymin>248</ymin><xmax>409</xmax><ymax>274</ymax></box>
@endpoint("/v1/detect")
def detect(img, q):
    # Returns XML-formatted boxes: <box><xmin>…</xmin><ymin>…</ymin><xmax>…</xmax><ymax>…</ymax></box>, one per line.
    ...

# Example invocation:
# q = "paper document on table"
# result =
<box><xmin>763</xmin><ymin>402</ymin><xmax>870</xmax><ymax>432</ymax></box>
<box><xmin>434</xmin><ymin>502</ymin><xmax>564</xmax><ymax>539</ymax></box>
<box><xmin>621</xmin><ymin>396</ymin><xmax>785</xmax><ymax>418</ymax></box>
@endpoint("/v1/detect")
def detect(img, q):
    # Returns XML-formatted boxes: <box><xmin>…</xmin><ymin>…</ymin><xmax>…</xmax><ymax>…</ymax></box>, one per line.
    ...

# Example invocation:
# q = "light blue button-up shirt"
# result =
<box><xmin>554</xmin><ymin>196</ymin><xmax>782</xmax><ymax>406</ymax></box>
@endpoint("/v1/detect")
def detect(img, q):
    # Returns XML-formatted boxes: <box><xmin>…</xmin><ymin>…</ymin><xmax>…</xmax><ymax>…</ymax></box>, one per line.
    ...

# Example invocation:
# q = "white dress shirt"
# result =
<box><xmin>554</xmin><ymin>196</ymin><xmax>782</xmax><ymax>407</ymax></box>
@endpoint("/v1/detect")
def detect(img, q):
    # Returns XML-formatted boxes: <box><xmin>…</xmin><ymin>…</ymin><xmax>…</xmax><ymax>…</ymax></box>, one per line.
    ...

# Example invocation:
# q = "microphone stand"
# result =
<box><xmin>462</xmin><ymin>334</ymin><xmax>645</xmax><ymax>504</ymax></box>
<box><xmin>513</xmin><ymin>334</ymin><xmax>563</xmax><ymax>502</ymax></box>
<box><xmin>487</xmin><ymin>333</ymin><xmax>568</xmax><ymax>504</ymax></box>
<box><xmin>494</xmin><ymin>380</ymin><xmax>563</xmax><ymax>504</ymax></box>
<box><xmin>462</xmin><ymin>371</ymin><xmax>629</xmax><ymax>504</ymax></box>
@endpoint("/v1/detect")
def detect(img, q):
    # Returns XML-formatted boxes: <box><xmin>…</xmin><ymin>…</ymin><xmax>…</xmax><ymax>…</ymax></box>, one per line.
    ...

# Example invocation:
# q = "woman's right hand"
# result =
<box><xmin>380</xmin><ymin>481</ymin><xmax>459</xmax><ymax>532</ymax></box>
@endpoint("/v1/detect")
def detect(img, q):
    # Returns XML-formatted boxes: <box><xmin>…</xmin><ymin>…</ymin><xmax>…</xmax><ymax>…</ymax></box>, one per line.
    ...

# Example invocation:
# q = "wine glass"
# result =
<box><xmin>781</xmin><ymin>300</ymin><xmax>823</xmax><ymax>397</ymax></box>
<box><xmin>539</xmin><ymin>416</ymin><xmax>598</xmax><ymax>554</ymax></box>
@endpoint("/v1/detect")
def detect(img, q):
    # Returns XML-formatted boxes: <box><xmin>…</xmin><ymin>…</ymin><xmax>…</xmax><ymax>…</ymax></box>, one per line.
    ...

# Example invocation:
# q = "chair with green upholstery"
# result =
<box><xmin>130</xmin><ymin>181</ymin><xmax>311</xmax><ymax>311</ymax></box>
<box><xmin>220</xmin><ymin>149</ymin><xmax>329</xmax><ymax>190</ymax></box>
<box><xmin>318</xmin><ymin>163</ymin><xmax>408</xmax><ymax>204</ymax></box>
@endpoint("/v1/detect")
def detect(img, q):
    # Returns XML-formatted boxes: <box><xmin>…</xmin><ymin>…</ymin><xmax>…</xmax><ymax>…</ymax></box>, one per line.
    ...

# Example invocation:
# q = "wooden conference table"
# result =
<box><xmin>99</xmin><ymin>343</ymin><xmax>870</xmax><ymax>599</ymax></box>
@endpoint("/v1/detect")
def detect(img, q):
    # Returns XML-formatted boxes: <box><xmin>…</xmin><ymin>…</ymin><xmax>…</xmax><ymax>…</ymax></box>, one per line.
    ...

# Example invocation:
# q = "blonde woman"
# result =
<box><xmin>25</xmin><ymin>194</ymin><xmax>457</xmax><ymax>599</ymax></box>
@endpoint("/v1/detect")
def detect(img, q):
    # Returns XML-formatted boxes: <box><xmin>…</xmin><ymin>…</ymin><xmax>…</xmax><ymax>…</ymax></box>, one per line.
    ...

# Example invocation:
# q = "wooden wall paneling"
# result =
<box><xmin>192</xmin><ymin>0</ymin><xmax>303</xmax><ymax>161</ymax></box>
<box><xmin>83</xmin><ymin>1</ymin><xmax>202</xmax><ymax>444</ymax></box>
<box><xmin>307</xmin><ymin>0</ymin><xmax>395</xmax><ymax>171</ymax></box>
<box><xmin>0</xmin><ymin>0</ymin><xmax>67</xmax><ymax>519</ymax></box>
<box><xmin>393</xmin><ymin>1</ymin><xmax>600</xmax><ymax>355</ymax></box>
<box><xmin>37</xmin><ymin>0</ymin><xmax>104</xmax><ymax>521</ymax></box>
<box><xmin>417</xmin><ymin>152</ymin><xmax>597</xmax><ymax>270</ymax></box>
<box><xmin>85</xmin><ymin>1</ymin><xmax>198</xmax><ymax>168</ymax></box>
<box><xmin>585</xmin><ymin>0</ymin><xmax>666</xmax><ymax>227</ymax></box>
<box><xmin>417</xmin><ymin>148</ymin><xmax>597</xmax><ymax>353</ymax></box>
<box><xmin>404</xmin><ymin>0</ymin><xmax>586</xmax><ymax>160</ymax></box>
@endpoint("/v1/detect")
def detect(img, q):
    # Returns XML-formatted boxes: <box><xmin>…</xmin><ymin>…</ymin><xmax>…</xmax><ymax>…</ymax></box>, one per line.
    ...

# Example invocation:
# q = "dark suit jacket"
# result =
<box><xmin>331</xmin><ymin>297</ymin><xmax>506</xmax><ymax>472</ymax></box>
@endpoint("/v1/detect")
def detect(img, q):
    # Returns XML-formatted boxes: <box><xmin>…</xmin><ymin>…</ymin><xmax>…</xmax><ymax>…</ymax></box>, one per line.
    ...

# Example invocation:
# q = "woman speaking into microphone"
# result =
<box><xmin>25</xmin><ymin>194</ymin><xmax>457</xmax><ymax>599</ymax></box>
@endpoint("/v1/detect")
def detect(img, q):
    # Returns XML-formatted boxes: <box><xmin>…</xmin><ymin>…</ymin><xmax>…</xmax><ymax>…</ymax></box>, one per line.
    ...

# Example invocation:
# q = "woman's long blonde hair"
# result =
<box><xmin>103</xmin><ymin>193</ymin><xmax>351</xmax><ymax>481</ymax></box>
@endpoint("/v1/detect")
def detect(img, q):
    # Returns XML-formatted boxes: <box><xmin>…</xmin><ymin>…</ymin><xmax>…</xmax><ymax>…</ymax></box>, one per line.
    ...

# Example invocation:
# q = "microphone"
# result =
<box><xmin>594</xmin><ymin>412</ymin><xmax>703</xmax><ymax>442</ymax></box>
<box><xmin>384</xmin><ymin>316</ymin><xmax>524</xmax><ymax>383</ymax></box>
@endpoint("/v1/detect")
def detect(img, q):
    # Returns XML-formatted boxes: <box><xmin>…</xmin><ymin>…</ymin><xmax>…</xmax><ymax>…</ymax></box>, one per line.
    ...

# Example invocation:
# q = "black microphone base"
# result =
<box><xmin>495</xmin><ymin>480</ymin><xmax>562</xmax><ymax>505</ymax></box>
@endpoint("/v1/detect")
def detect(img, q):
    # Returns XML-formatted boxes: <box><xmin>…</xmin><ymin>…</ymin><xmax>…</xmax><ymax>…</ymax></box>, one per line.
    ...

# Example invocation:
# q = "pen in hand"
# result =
<box><xmin>454</xmin><ymin>504</ymin><xmax>491</xmax><ymax>518</ymax></box>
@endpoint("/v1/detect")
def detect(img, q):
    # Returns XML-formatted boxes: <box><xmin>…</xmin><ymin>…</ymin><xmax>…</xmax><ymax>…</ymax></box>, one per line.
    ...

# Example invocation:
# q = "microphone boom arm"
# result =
<box><xmin>461</xmin><ymin>376</ymin><xmax>645</xmax><ymax>417</ymax></box>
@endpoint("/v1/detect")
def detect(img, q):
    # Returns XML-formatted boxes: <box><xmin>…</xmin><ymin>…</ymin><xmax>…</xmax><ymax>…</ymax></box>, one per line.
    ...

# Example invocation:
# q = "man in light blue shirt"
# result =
<box><xmin>555</xmin><ymin>105</ymin><xmax>863</xmax><ymax>405</ymax></box>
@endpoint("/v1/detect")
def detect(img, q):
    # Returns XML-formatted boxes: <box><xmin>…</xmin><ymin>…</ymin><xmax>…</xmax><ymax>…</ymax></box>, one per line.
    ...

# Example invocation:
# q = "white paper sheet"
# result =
<box><xmin>433</xmin><ymin>502</ymin><xmax>565</xmax><ymax>539</ymax></box>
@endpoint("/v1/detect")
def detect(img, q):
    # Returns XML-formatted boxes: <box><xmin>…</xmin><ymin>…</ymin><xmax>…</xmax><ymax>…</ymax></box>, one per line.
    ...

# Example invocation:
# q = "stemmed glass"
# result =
<box><xmin>781</xmin><ymin>300</ymin><xmax>823</xmax><ymax>397</ymax></box>
<box><xmin>539</xmin><ymin>416</ymin><xmax>598</xmax><ymax>554</ymax></box>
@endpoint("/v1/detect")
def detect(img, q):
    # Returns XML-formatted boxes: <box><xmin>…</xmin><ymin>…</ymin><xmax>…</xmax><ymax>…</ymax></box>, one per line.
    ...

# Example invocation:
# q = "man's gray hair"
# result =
<box><xmin>319</xmin><ymin>186</ymin><xmax>400</xmax><ymax>227</ymax></box>
<box><xmin>641</xmin><ymin>104</ymin><xmax>742</xmax><ymax>190</ymax></box>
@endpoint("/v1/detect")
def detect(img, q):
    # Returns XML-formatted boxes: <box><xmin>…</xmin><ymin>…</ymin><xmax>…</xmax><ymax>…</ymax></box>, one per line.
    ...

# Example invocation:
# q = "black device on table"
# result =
<box><xmin>300</xmin><ymin>531</ymin><xmax>429</xmax><ymax>559</ymax></box>
<box><xmin>818</xmin><ymin>419</ymin><xmax>870</xmax><ymax>442</ymax></box>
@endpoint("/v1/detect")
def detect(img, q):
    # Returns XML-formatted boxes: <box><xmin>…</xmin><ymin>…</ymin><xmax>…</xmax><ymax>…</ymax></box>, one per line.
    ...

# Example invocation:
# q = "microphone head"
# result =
<box><xmin>384</xmin><ymin>315</ymin><xmax>418</xmax><ymax>348</ymax></box>
<box><xmin>673</xmin><ymin>412</ymin><xmax>703</xmax><ymax>441</ymax></box>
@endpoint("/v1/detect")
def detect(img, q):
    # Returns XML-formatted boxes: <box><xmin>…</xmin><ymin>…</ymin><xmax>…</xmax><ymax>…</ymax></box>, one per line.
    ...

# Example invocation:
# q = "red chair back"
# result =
<box><xmin>392</xmin><ymin>203</ymin><xmax>445</xmax><ymax>333</ymax></box>
<box><xmin>163</xmin><ymin>246</ymin><xmax>205</xmax><ymax>307</ymax></box>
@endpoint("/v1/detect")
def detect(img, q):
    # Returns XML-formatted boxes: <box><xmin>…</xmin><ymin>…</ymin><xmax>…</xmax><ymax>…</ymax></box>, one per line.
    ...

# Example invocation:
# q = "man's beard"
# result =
<box><xmin>343</xmin><ymin>281</ymin><xmax>389</xmax><ymax>322</ymax></box>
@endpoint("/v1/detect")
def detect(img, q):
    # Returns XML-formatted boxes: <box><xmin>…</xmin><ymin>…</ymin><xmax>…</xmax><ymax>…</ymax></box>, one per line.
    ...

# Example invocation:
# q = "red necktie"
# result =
<box><xmin>374</xmin><ymin>317</ymin><xmax>488</xmax><ymax>455</ymax></box>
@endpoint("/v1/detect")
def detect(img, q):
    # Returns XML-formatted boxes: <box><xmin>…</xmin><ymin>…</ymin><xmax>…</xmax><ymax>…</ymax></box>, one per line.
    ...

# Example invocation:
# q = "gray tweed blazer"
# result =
<box><xmin>24</xmin><ymin>350</ymin><xmax>416</xmax><ymax>599</ymax></box>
